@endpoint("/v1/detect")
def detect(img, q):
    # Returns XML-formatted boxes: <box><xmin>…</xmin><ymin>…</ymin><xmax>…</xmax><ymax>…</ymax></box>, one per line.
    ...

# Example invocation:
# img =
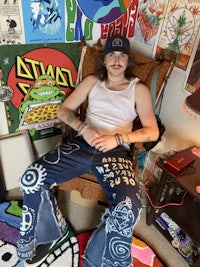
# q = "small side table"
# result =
<box><xmin>146</xmin><ymin>146</ymin><xmax>200</xmax><ymax>266</ymax></box>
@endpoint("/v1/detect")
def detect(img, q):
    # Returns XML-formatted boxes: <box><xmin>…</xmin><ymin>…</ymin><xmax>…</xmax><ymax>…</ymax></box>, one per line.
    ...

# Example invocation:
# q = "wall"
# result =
<box><xmin>0</xmin><ymin>37</ymin><xmax>199</xmax><ymax>190</ymax></box>
<box><xmin>159</xmin><ymin>68</ymin><xmax>200</xmax><ymax>153</ymax></box>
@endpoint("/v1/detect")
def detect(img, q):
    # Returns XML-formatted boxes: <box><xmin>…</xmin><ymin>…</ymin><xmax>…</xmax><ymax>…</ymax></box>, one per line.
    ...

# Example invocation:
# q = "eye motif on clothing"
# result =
<box><xmin>20</xmin><ymin>163</ymin><xmax>47</xmax><ymax>194</ymax></box>
<box><xmin>106</xmin><ymin>197</ymin><xmax>134</xmax><ymax>237</ymax></box>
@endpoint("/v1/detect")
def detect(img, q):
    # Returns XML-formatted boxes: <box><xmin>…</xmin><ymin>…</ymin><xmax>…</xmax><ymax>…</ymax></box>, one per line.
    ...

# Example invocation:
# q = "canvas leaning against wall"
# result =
<box><xmin>0</xmin><ymin>42</ymin><xmax>80</xmax><ymax>140</ymax></box>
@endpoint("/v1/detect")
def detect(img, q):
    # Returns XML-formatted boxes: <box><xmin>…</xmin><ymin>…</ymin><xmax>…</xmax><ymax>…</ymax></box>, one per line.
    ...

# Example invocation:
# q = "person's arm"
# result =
<box><xmin>57</xmin><ymin>75</ymin><xmax>102</xmax><ymax>146</ymax></box>
<box><xmin>57</xmin><ymin>75</ymin><xmax>98</xmax><ymax>132</ymax></box>
<box><xmin>122</xmin><ymin>82</ymin><xmax>159</xmax><ymax>144</ymax></box>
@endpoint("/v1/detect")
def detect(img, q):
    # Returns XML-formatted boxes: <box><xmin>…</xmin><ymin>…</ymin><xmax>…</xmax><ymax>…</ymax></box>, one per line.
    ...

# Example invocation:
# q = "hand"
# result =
<box><xmin>91</xmin><ymin>135</ymin><xmax>118</xmax><ymax>152</ymax></box>
<box><xmin>82</xmin><ymin>126</ymin><xmax>101</xmax><ymax>145</ymax></box>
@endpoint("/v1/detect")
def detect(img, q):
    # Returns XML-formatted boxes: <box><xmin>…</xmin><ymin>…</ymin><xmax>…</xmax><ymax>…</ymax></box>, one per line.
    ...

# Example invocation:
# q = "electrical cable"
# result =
<box><xmin>140</xmin><ymin>156</ymin><xmax>188</xmax><ymax>209</ymax></box>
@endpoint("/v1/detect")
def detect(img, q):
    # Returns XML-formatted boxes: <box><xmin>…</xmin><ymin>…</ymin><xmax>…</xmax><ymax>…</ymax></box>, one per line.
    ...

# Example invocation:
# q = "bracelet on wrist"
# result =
<box><xmin>77</xmin><ymin>122</ymin><xmax>86</xmax><ymax>134</ymax></box>
<box><xmin>115</xmin><ymin>133</ymin><xmax>124</xmax><ymax>145</ymax></box>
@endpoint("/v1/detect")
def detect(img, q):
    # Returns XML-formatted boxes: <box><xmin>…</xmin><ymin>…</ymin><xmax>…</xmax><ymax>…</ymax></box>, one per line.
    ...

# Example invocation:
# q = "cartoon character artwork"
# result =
<box><xmin>6</xmin><ymin>19</ymin><xmax>17</xmax><ymax>34</ymax></box>
<box><xmin>30</xmin><ymin>0</ymin><xmax>61</xmax><ymax>34</ymax></box>
<box><xmin>19</xmin><ymin>74</ymin><xmax>66</xmax><ymax>130</ymax></box>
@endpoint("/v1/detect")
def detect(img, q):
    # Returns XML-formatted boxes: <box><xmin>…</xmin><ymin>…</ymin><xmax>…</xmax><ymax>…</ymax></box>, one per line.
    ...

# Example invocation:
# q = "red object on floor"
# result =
<box><xmin>77</xmin><ymin>230</ymin><xmax>93</xmax><ymax>267</ymax></box>
<box><xmin>77</xmin><ymin>230</ymin><xmax>165</xmax><ymax>267</ymax></box>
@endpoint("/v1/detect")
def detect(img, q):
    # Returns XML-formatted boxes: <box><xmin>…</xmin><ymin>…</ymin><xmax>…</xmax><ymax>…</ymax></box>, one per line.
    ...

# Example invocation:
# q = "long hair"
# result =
<box><xmin>96</xmin><ymin>52</ymin><xmax>136</xmax><ymax>81</ymax></box>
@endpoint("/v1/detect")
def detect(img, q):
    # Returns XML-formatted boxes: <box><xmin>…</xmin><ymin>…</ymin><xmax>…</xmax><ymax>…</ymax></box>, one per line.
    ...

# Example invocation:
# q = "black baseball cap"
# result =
<box><xmin>103</xmin><ymin>35</ymin><xmax>131</xmax><ymax>56</ymax></box>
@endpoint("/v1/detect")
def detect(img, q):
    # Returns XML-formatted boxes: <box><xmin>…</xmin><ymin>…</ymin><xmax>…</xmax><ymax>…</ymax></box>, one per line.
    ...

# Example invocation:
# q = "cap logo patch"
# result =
<box><xmin>112</xmin><ymin>38</ymin><xmax>123</xmax><ymax>48</ymax></box>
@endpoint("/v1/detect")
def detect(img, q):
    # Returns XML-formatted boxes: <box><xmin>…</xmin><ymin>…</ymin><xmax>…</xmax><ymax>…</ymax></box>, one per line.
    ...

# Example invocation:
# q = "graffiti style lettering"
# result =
<box><xmin>84</xmin><ymin>19</ymin><xmax>93</xmax><ymax>40</ymax></box>
<box><xmin>75</xmin><ymin>6</ymin><xmax>83</xmax><ymax>41</ymax></box>
<box><xmin>128</xmin><ymin>2</ymin><xmax>137</xmax><ymax>37</ymax></box>
<box><xmin>66</xmin><ymin>0</ymin><xmax>77</xmax><ymax>41</ymax></box>
<box><xmin>66</xmin><ymin>0</ymin><xmax>93</xmax><ymax>41</ymax></box>
<box><xmin>16</xmin><ymin>56</ymin><xmax>75</xmax><ymax>94</ymax></box>
<box><xmin>101</xmin><ymin>2</ymin><xmax>137</xmax><ymax>39</ymax></box>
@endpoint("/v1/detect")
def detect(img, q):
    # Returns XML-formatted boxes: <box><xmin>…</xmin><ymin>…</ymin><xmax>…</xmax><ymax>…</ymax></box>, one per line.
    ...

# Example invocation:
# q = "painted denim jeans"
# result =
<box><xmin>17</xmin><ymin>136</ymin><xmax>142</xmax><ymax>266</ymax></box>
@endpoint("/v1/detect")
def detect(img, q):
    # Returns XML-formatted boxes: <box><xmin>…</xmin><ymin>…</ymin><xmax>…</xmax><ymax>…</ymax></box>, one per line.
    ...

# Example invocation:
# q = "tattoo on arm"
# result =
<box><xmin>140</xmin><ymin>129</ymin><xmax>147</xmax><ymax>135</ymax></box>
<box><xmin>66</xmin><ymin>114</ymin><xmax>76</xmax><ymax>124</ymax></box>
<box><xmin>139</xmin><ymin>129</ymin><xmax>150</xmax><ymax>141</ymax></box>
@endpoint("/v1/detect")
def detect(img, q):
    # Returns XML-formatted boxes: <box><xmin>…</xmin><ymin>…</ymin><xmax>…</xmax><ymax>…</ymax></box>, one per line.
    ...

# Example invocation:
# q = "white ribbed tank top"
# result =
<box><xmin>85</xmin><ymin>78</ymin><xmax>138</xmax><ymax>134</ymax></box>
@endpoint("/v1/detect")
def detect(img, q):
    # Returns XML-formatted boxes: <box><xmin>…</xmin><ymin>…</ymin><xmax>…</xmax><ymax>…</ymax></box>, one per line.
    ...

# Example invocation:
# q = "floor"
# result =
<box><xmin>7</xmin><ymin>187</ymin><xmax>189</xmax><ymax>267</ymax></box>
<box><xmin>59</xmin><ymin>190</ymin><xmax>190</xmax><ymax>267</ymax></box>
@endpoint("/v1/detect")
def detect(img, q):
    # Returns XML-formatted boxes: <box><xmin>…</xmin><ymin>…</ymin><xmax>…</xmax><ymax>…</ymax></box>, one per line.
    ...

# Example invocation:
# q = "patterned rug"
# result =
<box><xmin>0</xmin><ymin>201</ymin><xmax>165</xmax><ymax>267</ymax></box>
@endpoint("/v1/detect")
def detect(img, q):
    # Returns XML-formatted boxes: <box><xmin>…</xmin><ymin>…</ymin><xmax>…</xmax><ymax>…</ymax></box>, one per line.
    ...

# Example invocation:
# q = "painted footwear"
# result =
<box><xmin>24</xmin><ymin>230</ymin><xmax>69</xmax><ymax>267</ymax></box>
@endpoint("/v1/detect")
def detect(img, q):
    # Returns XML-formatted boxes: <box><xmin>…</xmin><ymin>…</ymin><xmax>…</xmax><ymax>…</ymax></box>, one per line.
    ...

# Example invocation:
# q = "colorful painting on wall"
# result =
<box><xmin>76</xmin><ymin>0</ymin><xmax>132</xmax><ymax>24</ymax></box>
<box><xmin>66</xmin><ymin>0</ymin><xmax>139</xmax><ymax>41</ymax></box>
<box><xmin>0</xmin><ymin>42</ymin><xmax>80</xmax><ymax>140</ymax></box>
<box><xmin>156</xmin><ymin>0</ymin><xmax>200</xmax><ymax>70</ymax></box>
<box><xmin>134</xmin><ymin>0</ymin><xmax>165</xmax><ymax>46</ymax></box>
<box><xmin>22</xmin><ymin>0</ymin><xmax>66</xmax><ymax>44</ymax></box>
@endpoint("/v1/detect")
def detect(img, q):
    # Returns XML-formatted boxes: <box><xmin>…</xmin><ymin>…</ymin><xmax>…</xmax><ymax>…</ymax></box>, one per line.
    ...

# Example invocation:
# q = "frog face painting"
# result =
<box><xmin>19</xmin><ymin>75</ymin><xmax>66</xmax><ymax>119</ymax></box>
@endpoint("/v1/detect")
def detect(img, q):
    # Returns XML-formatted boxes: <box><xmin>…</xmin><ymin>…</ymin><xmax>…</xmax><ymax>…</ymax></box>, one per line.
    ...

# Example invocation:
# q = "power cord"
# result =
<box><xmin>139</xmin><ymin>154</ymin><xmax>188</xmax><ymax>209</ymax></box>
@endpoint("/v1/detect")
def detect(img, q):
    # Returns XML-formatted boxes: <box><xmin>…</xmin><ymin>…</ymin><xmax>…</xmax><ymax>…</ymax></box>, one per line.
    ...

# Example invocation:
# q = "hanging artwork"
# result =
<box><xmin>66</xmin><ymin>0</ymin><xmax>138</xmax><ymax>41</ymax></box>
<box><xmin>134</xmin><ymin>0</ymin><xmax>165</xmax><ymax>45</ymax></box>
<box><xmin>22</xmin><ymin>0</ymin><xmax>65</xmax><ymax>44</ymax></box>
<box><xmin>0</xmin><ymin>0</ymin><xmax>24</xmax><ymax>45</ymax></box>
<box><xmin>156</xmin><ymin>0</ymin><xmax>200</xmax><ymax>70</ymax></box>
<box><xmin>77</xmin><ymin>0</ymin><xmax>132</xmax><ymax>24</ymax></box>
<box><xmin>0</xmin><ymin>42</ymin><xmax>79</xmax><ymax>140</ymax></box>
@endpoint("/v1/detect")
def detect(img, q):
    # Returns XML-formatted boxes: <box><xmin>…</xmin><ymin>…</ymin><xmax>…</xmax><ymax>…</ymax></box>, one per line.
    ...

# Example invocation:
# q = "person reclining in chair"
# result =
<box><xmin>17</xmin><ymin>35</ymin><xmax>159</xmax><ymax>267</ymax></box>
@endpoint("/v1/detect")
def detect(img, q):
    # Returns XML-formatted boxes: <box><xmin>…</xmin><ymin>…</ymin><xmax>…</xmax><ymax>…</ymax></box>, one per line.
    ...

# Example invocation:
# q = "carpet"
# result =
<box><xmin>0</xmin><ymin>201</ymin><xmax>165</xmax><ymax>267</ymax></box>
<box><xmin>77</xmin><ymin>230</ymin><xmax>165</xmax><ymax>267</ymax></box>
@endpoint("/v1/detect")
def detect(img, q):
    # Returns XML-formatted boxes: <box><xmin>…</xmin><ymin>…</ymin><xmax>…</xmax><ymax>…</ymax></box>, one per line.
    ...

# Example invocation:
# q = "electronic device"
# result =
<box><xmin>164</xmin><ymin>150</ymin><xmax>195</xmax><ymax>176</ymax></box>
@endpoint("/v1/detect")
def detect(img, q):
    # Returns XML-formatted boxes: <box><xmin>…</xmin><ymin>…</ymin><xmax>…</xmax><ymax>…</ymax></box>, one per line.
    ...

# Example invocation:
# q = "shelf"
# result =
<box><xmin>146</xmin><ymin>150</ymin><xmax>200</xmax><ymax>266</ymax></box>
<box><xmin>148</xmin><ymin>183</ymin><xmax>200</xmax><ymax>245</ymax></box>
<box><xmin>164</xmin><ymin>193</ymin><xmax>200</xmax><ymax>245</ymax></box>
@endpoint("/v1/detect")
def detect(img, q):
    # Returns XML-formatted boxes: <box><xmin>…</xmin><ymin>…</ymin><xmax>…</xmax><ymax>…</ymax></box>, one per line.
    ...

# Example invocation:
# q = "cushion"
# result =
<box><xmin>78</xmin><ymin>40</ymin><xmax>172</xmax><ymax>98</ymax></box>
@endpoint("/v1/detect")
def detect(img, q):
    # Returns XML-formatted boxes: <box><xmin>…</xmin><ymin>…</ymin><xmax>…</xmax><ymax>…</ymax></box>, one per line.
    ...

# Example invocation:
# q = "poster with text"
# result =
<box><xmin>65</xmin><ymin>0</ymin><xmax>138</xmax><ymax>42</ymax></box>
<box><xmin>0</xmin><ymin>42</ymin><xmax>80</xmax><ymax>140</ymax></box>
<box><xmin>22</xmin><ymin>0</ymin><xmax>65</xmax><ymax>44</ymax></box>
<box><xmin>0</xmin><ymin>0</ymin><xmax>24</xmax><ymax>45</ymax></box>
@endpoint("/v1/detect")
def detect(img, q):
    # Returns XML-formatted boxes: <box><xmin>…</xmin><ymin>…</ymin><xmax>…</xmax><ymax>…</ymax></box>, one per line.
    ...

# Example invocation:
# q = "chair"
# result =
<box><xmin>56</xmin><ymin>39</ymin><xmax>176</xmax><ymax>203</ymax></box>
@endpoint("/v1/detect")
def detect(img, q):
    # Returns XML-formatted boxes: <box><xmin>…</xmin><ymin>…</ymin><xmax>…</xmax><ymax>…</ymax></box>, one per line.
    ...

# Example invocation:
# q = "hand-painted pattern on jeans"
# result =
<box><xmin>43</xmin><ymin>143</ymin><xmax>80</xmax><ymax>164</ymax></box>
<box><xmin>103</xmin><ymin>197</ymin><xmax>134</xmax><ymax>266</ymax></box>
<box><xmin>106</xmin><ymin>197</ymin><xmax>134</xmax><ymax>237</ymax></box>
<box><xmin>20</xmin><ymin>163</ymin><xmax>47</xmax><ymax>194</ymax></box>
<box><xmin>20</xmin><ymin>205</ymin><xmax>35</xmax><ymax>235</ymax></box>
<box><xmin>96</xmin><ymin>157</ymin><xmax>136</xmax><ymax>188</ymax></box>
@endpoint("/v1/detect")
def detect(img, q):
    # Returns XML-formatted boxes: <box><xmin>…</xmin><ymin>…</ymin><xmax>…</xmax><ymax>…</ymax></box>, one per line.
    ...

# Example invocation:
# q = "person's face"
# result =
<box><xmin>104</xmin><ymin>51</ymin><xmax>129</xmax><ymax>74</ymax></box>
